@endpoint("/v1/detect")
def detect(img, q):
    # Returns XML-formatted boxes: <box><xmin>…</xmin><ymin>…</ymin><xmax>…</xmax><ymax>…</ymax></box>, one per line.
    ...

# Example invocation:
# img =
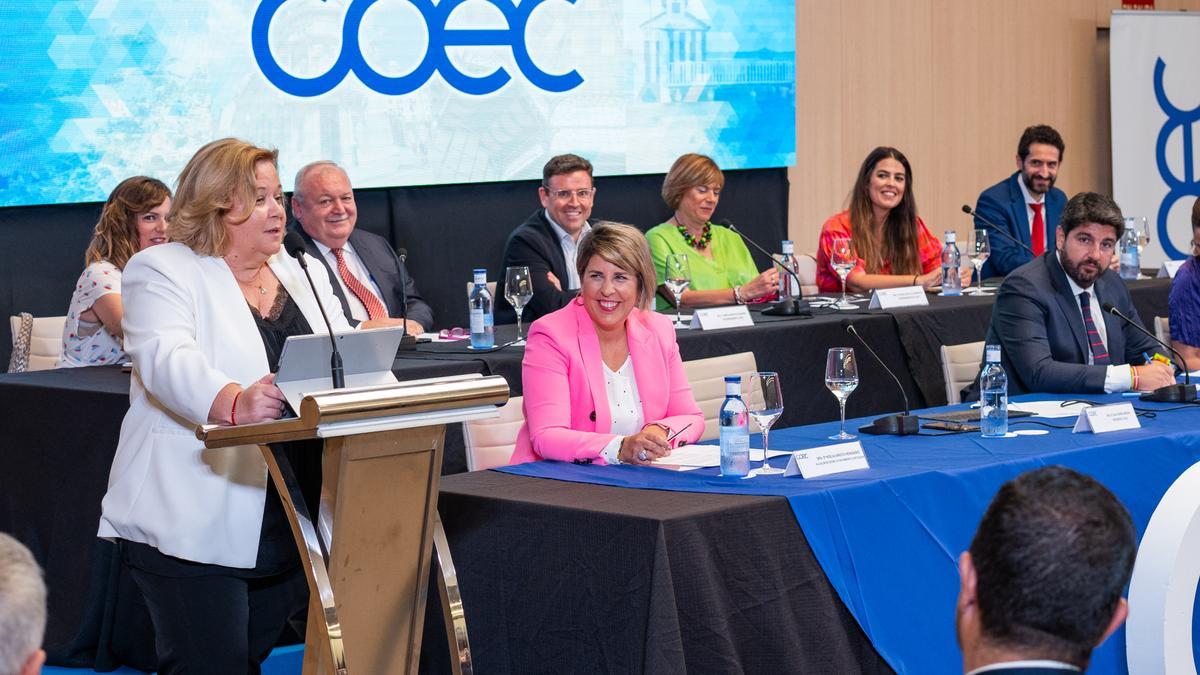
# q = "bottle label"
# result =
<box><xmin>470</xmin><ymin>308</ymin><xmax>484</xmax><ymax>333</ymax></box>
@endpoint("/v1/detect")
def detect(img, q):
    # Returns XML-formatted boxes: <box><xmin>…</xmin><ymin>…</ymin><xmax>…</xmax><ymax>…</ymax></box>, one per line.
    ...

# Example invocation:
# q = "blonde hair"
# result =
<box><xmin>84</xmin><ymin>176</ymin><xmax>171</xmax><ymax>270</ymax></box>
<box><xmin>169</xmin><ymin>138</ymin><xmax>279</xmax><ymax>256</ymax></box>
<box><xmin>575</xmin><ymin>222</ymin><xmax>657</xmax><ymax>310</ymax></box>
<box><xmin>661</xmin><ymin>153</ymin><xmax>725</xmax><ymax>211</ymax></box>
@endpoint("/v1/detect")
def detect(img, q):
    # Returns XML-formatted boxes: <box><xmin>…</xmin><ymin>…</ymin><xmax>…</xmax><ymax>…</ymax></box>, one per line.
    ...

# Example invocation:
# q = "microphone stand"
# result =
<box><xmin>961</xmin><ymin>204</ymin><xmax>1036</xmax><ymax>257</ymax></box>
<box><xmin>844</xmin><ymin>321</ymin><xmax>920</xmax><ymax>435</ymax></box>
<box><xmin>284</xmin><ymin>233</ymin><xmax>345</xmax><ymax>388</ymax></box>
<box><xmin>1101</xmin><ymin>302</ymin><xmax>1195</xmax><ymax>402</ymax></box>
<box><xmin>394</xmin><ymin>247</ymin><xmax>417</xmax><ymax>351</ymax></box>
<box><xmin>720</xmin><ymin>220</ymin><xmax>810</xmax><ymax>316</ymax></box>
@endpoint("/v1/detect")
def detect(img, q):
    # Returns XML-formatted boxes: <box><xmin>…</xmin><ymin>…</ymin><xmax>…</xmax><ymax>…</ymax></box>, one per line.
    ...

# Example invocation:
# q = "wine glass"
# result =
<box><xmin>747</xmin><ymin>372</ymin><xmax>784</xmax><ymax>477</ymax></box>
<box><xmin>504</xmin><ymin>265</ymin><xmax>533</xmax><ymax>344</ymax></box>
<box><xmin>830</xmin><ymin>237</ymin><xmax>859</xmax><ymax>310</ymax></box>
<box><xmin>966</xmin><ymin>229</ymin><xmax>992</xmax><ymax>296</ymax></box>
<box><xmin>1137</xmin><ymin>217</ymin><xmax>1151</xmax><ymax>253</ymax></box>
<box><xmin>664</xmin><ymin>253</ymin><xmax>691</xmax><ymax>329</ymax></box>
<box><xmin>825</xmin><ymin>348</ymin><xmax>859</xmax><ymax>440</ymax></box>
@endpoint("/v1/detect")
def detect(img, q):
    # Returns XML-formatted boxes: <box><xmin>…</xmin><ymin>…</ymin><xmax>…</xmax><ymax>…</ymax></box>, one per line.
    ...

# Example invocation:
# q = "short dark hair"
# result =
<box><xmin>969</xmin><ymin>466</ymin><xmax>1136</xmax><ymax>666</ymax></box>
<box><xmin>542</xmin><ymin>154</ymin><xmax>593</xmax><ymax>187</ymax></box>
<box><xmin>1017</xmin><ymin>125</ymin><xmax>1065</xmax><ymax>162</ymax></box>
<box><xmin>1059</xmin><ymin>192</ymin><xmax>1125</xmax><ymax>239</ymax></box>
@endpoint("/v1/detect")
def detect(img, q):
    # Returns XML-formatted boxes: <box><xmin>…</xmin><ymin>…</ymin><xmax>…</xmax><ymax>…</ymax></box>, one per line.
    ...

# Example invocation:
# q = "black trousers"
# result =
<box><xmin>126</xmin><ymin>559</ymin><xmax>307</xmax><ymax>674</ymax></box>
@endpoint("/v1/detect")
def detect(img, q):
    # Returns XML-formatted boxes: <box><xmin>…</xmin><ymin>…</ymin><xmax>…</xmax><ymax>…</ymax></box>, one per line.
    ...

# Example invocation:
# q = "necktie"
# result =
<box><xmin>1078</xmin><ymin>291</ymin><xmax>1110</xmax><ymax>366</ymax></box>
<box><xmin>333</xmin><ymin>248</ymin><xmax>388</xmax><ymax>320</ymax></box>
<box><xmin>1029</xmin><ymin>203</ymin><xmax>1045</xmax><ymax>256</ymax></box>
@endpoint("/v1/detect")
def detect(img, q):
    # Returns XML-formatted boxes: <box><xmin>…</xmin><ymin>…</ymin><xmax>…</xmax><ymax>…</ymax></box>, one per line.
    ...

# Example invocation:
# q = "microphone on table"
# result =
<box><xmin>393</xmin><ymin>247</ymin><xmax>417</xmax><ymax>351</ymax></box>
<box><xmin>718</xmin><ymin>219</ymin><xmax>810</xmax><ymax>316</ymax></box>
<box><xmin>283</xmin><ymin>231</ymin><xmax>345</xmax><ymax>388</ymax></box>
<box><xmin>961</xmin><ymin>204</ymin><xmax>1036</xmax><ymax>257</ymax></box>
<box><xmin>842</xmin><ymin>320</ymin><xmax>921</xmax><ymax>435</ymax></box>
<box><xmin>1100</xmin><ymin>302</ymin><xmax>1195</xmax><ymax>402</ymax></box>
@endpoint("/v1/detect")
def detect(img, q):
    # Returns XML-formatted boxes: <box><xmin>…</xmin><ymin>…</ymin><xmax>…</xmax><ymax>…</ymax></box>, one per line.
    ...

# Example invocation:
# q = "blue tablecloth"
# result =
<box><xmin>497</xmin><ymin>394</ymin><xmax>1200</xmax><ymax>674</ymax></box>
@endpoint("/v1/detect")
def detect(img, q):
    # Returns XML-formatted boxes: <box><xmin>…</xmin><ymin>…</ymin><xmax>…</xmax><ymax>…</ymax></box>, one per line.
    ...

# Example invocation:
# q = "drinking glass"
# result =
<box><xmin>966</xmin><ymin>229</ymin><xmax>992</xmax><ymax>295</ymax></box>
<box><xmin>747</xmin><ymin>372</ymin><xmax>785</xmax><ymax>477</ymax></box>
<box><xmin>830</xmin><ymin>237</ymin><xmax>859</xmax><ymax>310</ymax></box>
<box><xmin>825</xmin><ymin>348</ymin><xmax>859</xmax><ymax>440</ymax></box>
<box><xmin>664</xmin><ymin>253</ymin><xmax>692</xmax><ymax>328</ymax></box>
<box><xmin>1137</xmin><ymin>216</ymin><xmax>1151</xmax><ymax>253</ymax></box>
<box><xmin>504</xmin><ymin>265</ymin><xmax>533</xmax><ymax>344</ymax></box>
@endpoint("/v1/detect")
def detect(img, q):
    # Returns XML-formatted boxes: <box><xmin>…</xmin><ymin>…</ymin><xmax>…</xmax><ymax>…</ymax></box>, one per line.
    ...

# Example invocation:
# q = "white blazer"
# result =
<box><xmin>97</xmin><ymin>242</ymin><xmax>352</xmax><ymax>568</ymax></box>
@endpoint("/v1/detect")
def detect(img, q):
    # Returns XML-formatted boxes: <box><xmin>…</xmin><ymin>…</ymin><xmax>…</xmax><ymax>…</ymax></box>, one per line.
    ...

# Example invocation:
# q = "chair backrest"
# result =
<box><xmin>8</xmin><ymin>313</ymin><xmax>66</xmax><ymax>372</ymax></box>
<box><xmin>682</xmin><ymin>351</ymin><xmax>761</xmax><ymax>441</ymax></box>
<box><xmin>940</xmin><ymin>341</ymin><xmax>985</xmax><ymax>405</ymax></box>
<box><xmin>1155</xmin><ymin>316</ymin><xmax>1170</xmax><ymax>346</ymax></box>
<box><xmin>795</xmin><ymin>253</ymin><xmax>819</xmax><ymax>297</ymax></box>
<box><xmin>462</xmin><ymin>395</ymin><xmax>525</xmax><ymax>471</ymax></box>
<box><xmin>465</xmin><ymin>281</ymin><xmax>499</xmax><ymax>299</ymax></box>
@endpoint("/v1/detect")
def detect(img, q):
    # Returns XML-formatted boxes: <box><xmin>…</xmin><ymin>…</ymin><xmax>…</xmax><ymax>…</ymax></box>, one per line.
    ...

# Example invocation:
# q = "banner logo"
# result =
<box><xmin>1154</xmin><ymin>57</ymin><xmax>1200</xmax><ymax>259</ymax></box>
<box><xmin>251</xmin><ymin>0</ymin><xmax>584</xmax><ymax>97</ymax></box>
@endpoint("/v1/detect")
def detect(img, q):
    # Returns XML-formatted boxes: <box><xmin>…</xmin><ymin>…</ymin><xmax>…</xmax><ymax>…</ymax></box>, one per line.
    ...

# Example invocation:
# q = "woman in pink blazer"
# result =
<box><xmin>510</xmin><ymin>222</ymin><xmax>705</xmax><ymax>465</ymax></box>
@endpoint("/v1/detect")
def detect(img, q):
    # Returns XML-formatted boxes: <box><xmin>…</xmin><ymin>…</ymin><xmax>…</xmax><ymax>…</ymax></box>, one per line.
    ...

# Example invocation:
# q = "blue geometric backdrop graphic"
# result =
<box><xmin>0</xmin><ymin>0</ymin><xmax>795</xmax><ymax>208</ymax></box>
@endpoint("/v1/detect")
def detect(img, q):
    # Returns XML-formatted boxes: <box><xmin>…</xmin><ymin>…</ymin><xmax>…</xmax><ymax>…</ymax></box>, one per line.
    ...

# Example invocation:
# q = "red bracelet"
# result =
<box><xmin>231</xmin><ymin>391</ymin><xmax>241</xmax><ymax>426</ymax></box>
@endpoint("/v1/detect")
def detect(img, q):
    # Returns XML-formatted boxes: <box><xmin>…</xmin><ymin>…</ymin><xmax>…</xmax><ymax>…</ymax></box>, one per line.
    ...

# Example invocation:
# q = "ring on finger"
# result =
<box><xmin>638</xmin><ymin>449</ymin><xmax>648</xmax><ymax>461</ymax></box>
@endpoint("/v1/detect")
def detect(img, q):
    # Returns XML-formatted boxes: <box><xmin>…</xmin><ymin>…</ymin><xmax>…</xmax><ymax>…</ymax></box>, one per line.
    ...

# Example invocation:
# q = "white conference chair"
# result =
<box><xmin>939</xmin><ymin>341</ymin><xmax>985</xmax><ymax>405</ymax></box>
<box><xmin>796</xmin><ymin>253</ymin><xmax>819</xmax><ymax>297</ymax></box>
<box><xmin>462</xmin><ymin>395</ymin><xmax>524</xmax><ymax>471</ymax></box>
<box><xmin>682</xmin><ymin>351</ymin><xmax>761</xmax><ymax>441</ymax></box>
<box><xmin>1154</xmin><ymin>316</ymin><xmax>1170</xmax><ymax>346</ymax></box>
<box><xmin>8</xmin><ymin>313</ymin><xmax>66</xmax><ymax>373</ymax></box>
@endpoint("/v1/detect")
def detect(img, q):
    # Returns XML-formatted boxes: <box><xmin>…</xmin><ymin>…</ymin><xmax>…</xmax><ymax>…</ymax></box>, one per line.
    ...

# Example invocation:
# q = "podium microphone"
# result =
<box><xmin>283</xmin><ymin>231</ymin><xmax>345</xmax><ymax>388</ymax></box>
<box><xmin>719</xmin><ymin>219</ymin><xmax>810</xmax><ymax>316</ymax></box>
<box><xmin>842</xmin><ymin>320</ymin><xmax>921</xmax><ymax>435</ymax></box>
<box><xmin>961</xmin><ymin>204</ymin><xmax>1036</xmax><ymax>257</ymax></box>
<box><xmin>393</xmin><ymin>247</ymin><xmax>417</xmax><ymax>351</ymax></box>
<box><xmin>1100</xmin><ymin>302</ymin><xmax>1195</xmax><ymax>402</ymax></box>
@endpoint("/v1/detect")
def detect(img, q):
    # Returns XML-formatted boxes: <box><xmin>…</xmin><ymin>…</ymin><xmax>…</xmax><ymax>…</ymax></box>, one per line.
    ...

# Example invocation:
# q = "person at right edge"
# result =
<box><xmin>968</xmin><ymin>191</ymin><xmax>1173</xmax><ymax>400</ymax></box>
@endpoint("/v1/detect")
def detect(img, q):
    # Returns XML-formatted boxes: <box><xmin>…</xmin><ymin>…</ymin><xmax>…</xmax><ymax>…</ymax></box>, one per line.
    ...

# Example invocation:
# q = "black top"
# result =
<box><xmin>122</xmin><ymin>287</ymin><xmax>321</xmax><ymax>578</ymax></box>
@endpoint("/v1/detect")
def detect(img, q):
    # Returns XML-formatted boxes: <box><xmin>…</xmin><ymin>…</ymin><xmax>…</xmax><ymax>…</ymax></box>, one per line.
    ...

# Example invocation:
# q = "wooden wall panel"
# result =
<box><xmin>787</xmin><ymin>0</ymin><xmax>1200</xmax><ymax>256</ymax></box>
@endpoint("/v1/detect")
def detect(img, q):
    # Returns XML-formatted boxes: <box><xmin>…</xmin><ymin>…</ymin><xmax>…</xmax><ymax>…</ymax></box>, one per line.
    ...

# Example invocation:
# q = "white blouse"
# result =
<box><xmin>59</xmin><ymin>261</ymin><xmax>125</xmax><ymax>367</ymax></box>
<box><xmin>599</xmin><ymin>355</ymin><xmax>644</xmax><ymax>464</ymax></box>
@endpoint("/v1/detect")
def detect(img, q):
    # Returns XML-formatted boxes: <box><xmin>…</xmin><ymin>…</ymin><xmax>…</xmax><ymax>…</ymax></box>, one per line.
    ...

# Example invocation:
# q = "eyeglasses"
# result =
<box><xmin>438</xmin><ymin>327</ymin><xmax>469</xmax><ymax>340</ymax></box>
<box><xmin>544</xmin><ymin>187</ymin><xmax>596</xmax><ymax>202</ymax></box>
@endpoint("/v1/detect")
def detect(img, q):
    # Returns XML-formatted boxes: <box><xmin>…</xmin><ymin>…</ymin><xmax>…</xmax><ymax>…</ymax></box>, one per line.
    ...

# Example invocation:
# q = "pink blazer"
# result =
<box><xmin>509</xmin><ymin>301</ymin><xmax>704</xmax><ymax>464</ymax></box>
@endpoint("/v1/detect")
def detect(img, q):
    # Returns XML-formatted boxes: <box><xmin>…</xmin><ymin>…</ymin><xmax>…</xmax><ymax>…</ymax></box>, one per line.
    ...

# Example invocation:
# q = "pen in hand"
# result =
<box><xmin>666</xmin><ymin>422</ymin><xmax>693</xmax><ymax>444</ymax></box>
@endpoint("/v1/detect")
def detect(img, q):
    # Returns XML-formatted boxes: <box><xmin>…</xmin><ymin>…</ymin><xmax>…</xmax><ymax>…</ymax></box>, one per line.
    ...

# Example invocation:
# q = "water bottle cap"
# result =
<box><xmin>781</xmin><ymin>240</ymin><xmax>794</xmax><ymax>254</ymax></box>
<box><xmin>473</xmin><ymin>269</ymin><xmax>487</xmax><ymax>283</ymax></box>
<box><xmin>985</xmin><ymin>344</ymin><xmax>1001</xmax><ymax>361</ymax></box>
<box><xmin>945</xmin><ymin>231</ymin><xmax>957</xmax><ymax>243</ymax></box>
<box><xmin>724</xmin><ymin>375</ymin><xmax>741</xmax><ymax>383</ymax></box>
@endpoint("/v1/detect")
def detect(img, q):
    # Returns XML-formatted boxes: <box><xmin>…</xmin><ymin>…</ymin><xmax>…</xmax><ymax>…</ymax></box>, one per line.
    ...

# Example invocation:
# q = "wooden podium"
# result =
<box><xmin>198</xmin><ymin>373</ymin><xmax>509</xmax><ymax>674</ymax></box>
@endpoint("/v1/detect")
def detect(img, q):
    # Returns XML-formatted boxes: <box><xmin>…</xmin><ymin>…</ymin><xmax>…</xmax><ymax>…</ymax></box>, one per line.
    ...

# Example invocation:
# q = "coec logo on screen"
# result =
<box><xmin>252</xmin><ymin>0</ymin><xmax>584</xmax><ymax>97</ymax></box>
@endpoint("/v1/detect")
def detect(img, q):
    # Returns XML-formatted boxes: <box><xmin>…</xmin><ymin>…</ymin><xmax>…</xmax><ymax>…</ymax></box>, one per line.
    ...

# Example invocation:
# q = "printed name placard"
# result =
<box><xmin>690</xmin><ymin>305</ymin><xmax>755</xmax><ymax>330</ymax></box>
<box><xmin>784</xmin><ymin>441</ymin><xmax>870</xmax><ymax>478</ymax></box>
<box><xmin>1159</xmin><ymin>260</ymin><xmax>1185</xmax><ymax>278</ymax></box>
<box><xmin>868</xmin><ymin>286</ymin><xmax>929</xmax><ymax>310</ymax></box>
<box><xmin>1072</xmin><ymin>403</ymin><xmax>1141</xmax><ymax>434</ymax></box>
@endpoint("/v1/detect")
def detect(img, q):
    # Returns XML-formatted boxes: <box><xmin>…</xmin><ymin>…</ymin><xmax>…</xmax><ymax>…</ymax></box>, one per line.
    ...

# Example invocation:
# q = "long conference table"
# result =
<box><xmin>0</xmin><ymin>279</ymin><xmax>1175</xmax><ymax>671</ymax></box>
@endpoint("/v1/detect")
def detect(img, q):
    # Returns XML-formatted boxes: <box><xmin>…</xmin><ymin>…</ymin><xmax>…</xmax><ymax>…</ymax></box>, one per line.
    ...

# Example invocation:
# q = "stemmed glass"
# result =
<box><xmin>504</xmin><ymin>265</ymin><xmax>533</xmax><ymax>344</ymax></box>
<box><xmin>830</xmin><ymin>237</ymin><xmax>859</xmax><ymax>310</ymax></box>
<box><xmin>664</xmin><ymin>253</ymin><xmax>691</xmax><ymax>329</ymax></box>
<box><xmin>825</xmin><ymin>348</ymin><xmax>859</xmax><ymax>440</ymax></box>
<box><xmin>1136</xmin><ymin>217</ymin><xmax>1151</xmax><ymax>253</ymax></box>
<box><xmin>747</xmin><ymin>372</ymin><xmax>785</xmax><ymax>477</ymax></box>
<box><xmin>966</xmin><ymin>229</ymin><xmax>992</xmax><ymax>295</ymax></box>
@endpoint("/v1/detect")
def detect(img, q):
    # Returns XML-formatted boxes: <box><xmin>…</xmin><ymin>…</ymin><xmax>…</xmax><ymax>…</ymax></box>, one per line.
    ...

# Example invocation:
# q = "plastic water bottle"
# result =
<box><xmin>719</xmin><ymin>375</ymin><xmax>751</xmax><ymax>477</ymax></box>
<box><xmin>1120</xmin><ymin>228</ymin><xmax>1140</xmax><ymax>280</ymax></box>
<box><xmin>777</xmin><ymin>240</ymin><xmax>801</xmax><ymax>298</ymax></box>
<box><xmin>468</xmin><ymin>269</ymin><xmax>494</xmax><ymax>349</ymax></box>
<box><xmin>979</xmin><ymin>344</ymin><xmax>1008</xmax><ymax>437</ymax></box>
<box><xmin>941</xmin><ymin>231</ymin><xmax>962</xmax><ymax>296</ymax></box>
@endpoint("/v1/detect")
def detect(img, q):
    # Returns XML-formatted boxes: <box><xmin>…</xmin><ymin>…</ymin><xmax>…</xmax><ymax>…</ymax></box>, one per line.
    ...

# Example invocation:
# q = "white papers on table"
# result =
<box><xmin>1008</xmin><ymin>400</ymin><xmax>1093</xmax><ymax>419</ymax></box>
<box><xmin>653</xmin><ymin>445</ymin><xmax>789</xmax><ymax>469</ymax></box>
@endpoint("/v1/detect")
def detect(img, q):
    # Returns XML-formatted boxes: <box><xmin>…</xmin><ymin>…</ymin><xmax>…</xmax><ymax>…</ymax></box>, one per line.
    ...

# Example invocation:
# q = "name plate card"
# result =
<box><xmin>1072</xmin><ymin>403</ymin><xmax>1141</xmax><ymax>434</ymax></box>
<box><xmin>689</xmin><ymin>305</ymin><xmax>755</xmax><ymax>330</ymax></box>
<box><xmin>1158</xmin><ymin>260</ymin><xmax>1185</xmax><ymax>278</ymax></box>
<box><xmin>784</xmin><ymin>441</ymin><xmax>870</xmax><ymax>478</ymax></box>
<box><xmin>868</xmin><ymin>286</ymin><xmax>929</xmax><ymax>310</ymax></box>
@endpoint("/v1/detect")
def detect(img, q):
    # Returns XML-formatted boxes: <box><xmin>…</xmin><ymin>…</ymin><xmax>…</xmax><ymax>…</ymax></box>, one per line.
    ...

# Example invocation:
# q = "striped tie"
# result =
<box><xmin>1078</xmin><ymin>291</ymin><xmax>1110</xmax><ymax>365</ymax></box>
<box><xmin>333</xmin><ymin>248</ymin><xmax>388</xmax><ymax>320</ymax></box>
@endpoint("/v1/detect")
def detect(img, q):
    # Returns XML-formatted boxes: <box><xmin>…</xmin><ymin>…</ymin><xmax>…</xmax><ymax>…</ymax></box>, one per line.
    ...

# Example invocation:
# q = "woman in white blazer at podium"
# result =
<box><xmin>96</xmin><ymin>138</ymin><xmax>352</xmax><ymax>674</ymax></box>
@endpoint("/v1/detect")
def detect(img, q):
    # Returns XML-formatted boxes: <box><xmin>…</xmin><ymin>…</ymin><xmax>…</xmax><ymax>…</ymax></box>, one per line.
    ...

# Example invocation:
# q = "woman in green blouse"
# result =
<box><xmin>646</xmin><ymin>154</ymin><xmax>778</xmax><ymax>310</ymax></box>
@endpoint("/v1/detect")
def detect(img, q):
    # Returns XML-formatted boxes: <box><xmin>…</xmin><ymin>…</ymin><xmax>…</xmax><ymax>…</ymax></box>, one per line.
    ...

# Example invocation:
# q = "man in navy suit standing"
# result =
<box><xmin>956</xmin><ymin>466</ymin><xmax>1136</xmax><ymax>674</ymax></box>
<box><xmin>290</xmin><ymin>161</ymin><xmax>433</xmax><ymax>334</ymax></box>
<box><xmin>974</xmin><ymin>125</ymin><xmax>1068</xmax><ymax>278</ymax></box>
<box><xmin>977</xmin><ymin>192</ymin><xmax>1172</xmax><ymax>397</ymax></box>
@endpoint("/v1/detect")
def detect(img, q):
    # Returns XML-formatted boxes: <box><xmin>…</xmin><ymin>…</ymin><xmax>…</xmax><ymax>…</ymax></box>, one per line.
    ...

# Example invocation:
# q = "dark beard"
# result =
<box><xmin>1061</xmin><ymin>253</ymin><xmax>1103</xmax><ymax>286</ymax></box>
<box><xmin>1022</xmin><ymin>172</ymin><xmax>1055</xmax><ymax>196</ymax></box>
